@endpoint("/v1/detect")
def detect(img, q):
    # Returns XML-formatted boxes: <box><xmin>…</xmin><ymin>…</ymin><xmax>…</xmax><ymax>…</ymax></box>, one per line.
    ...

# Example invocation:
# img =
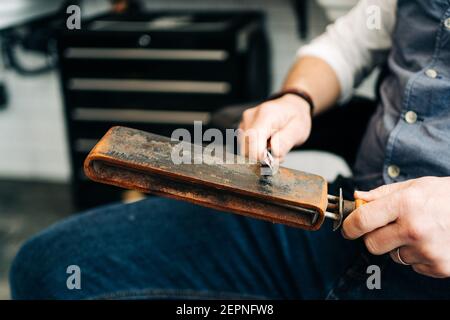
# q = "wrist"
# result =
<box><xmin>281</xmin><ymin>93</ymin><xmax>312</xmax><ymax>117</ymax></box>
<box><xmin>267</xmin><ymin>88</ymin><xmax>315</xmax><ymax>117</ymax></box>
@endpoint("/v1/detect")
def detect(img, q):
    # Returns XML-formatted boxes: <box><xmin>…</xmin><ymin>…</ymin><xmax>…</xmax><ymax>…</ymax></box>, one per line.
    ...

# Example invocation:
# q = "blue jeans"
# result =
<box><xmin>9</xmin><ymin>197</ymin><xmax>450</xmax><ymax>299</ymax></box>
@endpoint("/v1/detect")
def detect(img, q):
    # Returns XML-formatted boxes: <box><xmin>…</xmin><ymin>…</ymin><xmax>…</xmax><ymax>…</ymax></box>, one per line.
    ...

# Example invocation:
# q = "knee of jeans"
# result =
<box><xmin>10</xmin><ymin>236</ymin><xmax>43</xmax><ymax>299</ymax></box>
<box><xmin>9</xmin><ymin>225</ymin><xmax>73</xmax><ymax>299</ymax></box>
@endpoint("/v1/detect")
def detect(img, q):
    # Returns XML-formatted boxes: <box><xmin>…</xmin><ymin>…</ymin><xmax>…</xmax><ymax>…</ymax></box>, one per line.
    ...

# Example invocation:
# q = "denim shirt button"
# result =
<box><xmin>425</xmin><ymin>69</ymin><xmax>438</xmax><ymax>78</ymax></box>
<box><xmin>387</xmin><ymin>165</ymin><xmax>400</xmax><ymax>178</ymax></box>
<box><xmin>445</xmin><ymin>17</ymin><xmax>450</xmax><ymax>30</ymax></box>
<box><xmin>405</xmin><ymin>110</ymin><xmax>417</xmax><ymax>124</ymax></box>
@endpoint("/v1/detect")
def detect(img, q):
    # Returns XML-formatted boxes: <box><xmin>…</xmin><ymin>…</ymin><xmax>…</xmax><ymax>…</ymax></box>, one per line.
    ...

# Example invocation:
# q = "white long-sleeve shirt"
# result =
<box><xmin>298</xmin><ymin>0</ymin><xmax>398</xmax><ymax>102</ymax></box>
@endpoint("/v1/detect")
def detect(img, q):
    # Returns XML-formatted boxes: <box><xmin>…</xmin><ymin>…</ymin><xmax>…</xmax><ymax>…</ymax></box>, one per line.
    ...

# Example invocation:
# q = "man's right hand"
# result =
<box><xmin>238</xmin><ymin>93</ymin><xmax>312</xmax><ymax>163</ymax></box>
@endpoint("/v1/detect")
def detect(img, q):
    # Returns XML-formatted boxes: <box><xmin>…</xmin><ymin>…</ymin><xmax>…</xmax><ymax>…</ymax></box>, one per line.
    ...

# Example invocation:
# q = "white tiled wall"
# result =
<box><xmin>0</xmin><ymin>0</ymin><xmax>372</xmax><ymax>181</ymax></box>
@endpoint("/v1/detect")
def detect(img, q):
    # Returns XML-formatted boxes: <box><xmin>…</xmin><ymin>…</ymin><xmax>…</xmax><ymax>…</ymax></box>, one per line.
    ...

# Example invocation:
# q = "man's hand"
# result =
<box><xmin>343</xmin><ymin>176</ymin><xmax>450</xmax><ymax>278</ymax></box>
<box><xmin>238</xmin><ymin>94</ymin><xmax>312</xmax><ymax>163</ymax></box>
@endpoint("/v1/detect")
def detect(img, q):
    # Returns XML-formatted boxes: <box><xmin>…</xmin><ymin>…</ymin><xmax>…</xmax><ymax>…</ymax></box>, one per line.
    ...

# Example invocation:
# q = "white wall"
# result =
<box><xmin>0</xmin><ymin>57</ymin><xmax>68</xmax><ymax>180</ymax></box>
<box><xmin>0</xmin><ymin>0</ymin><xmax>64</xmax><ymax>29</ymax></box>
<box><xmin>0</xmin><ymin>0</ymin><xmax>372</xmax><ymax>181</ymax></box>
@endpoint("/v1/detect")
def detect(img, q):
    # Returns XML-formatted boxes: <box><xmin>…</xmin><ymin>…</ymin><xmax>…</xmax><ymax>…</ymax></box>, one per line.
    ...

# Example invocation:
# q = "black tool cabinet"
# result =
<box><xmin>57</xmin><ymin>10</ymin><xmax>270</xmax><ymax>209</ymax></box>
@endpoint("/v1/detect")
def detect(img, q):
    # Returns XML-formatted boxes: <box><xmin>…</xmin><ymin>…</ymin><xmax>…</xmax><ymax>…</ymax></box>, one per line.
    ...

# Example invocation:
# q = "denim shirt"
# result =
<box><xmin>353</xmin><ymin>0</ymin><xmax>450</xmax><ymax>191</ymax></box>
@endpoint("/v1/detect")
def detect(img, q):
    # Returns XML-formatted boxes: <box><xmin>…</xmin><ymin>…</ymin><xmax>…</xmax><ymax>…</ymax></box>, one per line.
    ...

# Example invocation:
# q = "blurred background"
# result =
<box><xmin>0</xmin><ymin>0</ymin><xmax>377</xmax><ymax>299</ymax></box>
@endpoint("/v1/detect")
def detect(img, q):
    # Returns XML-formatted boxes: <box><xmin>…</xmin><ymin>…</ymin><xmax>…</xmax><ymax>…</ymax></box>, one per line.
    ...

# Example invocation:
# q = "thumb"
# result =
<box><xmin>355</xmin><ymin>180</ymin><xmax>413</xmax><ymax>201</ymax></box>
<box><xmin>269</xmin><ymin>122</ymin><xmax>300</xmax><ymax>160</ymax></box>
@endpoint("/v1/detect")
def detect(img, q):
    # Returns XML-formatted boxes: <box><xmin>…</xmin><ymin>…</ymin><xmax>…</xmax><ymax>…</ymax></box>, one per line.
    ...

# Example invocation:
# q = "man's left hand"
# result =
<box><xmin>343</xmin><ymin>176</ymin><xmax>450</xmax><ymax>278</ymax></box>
